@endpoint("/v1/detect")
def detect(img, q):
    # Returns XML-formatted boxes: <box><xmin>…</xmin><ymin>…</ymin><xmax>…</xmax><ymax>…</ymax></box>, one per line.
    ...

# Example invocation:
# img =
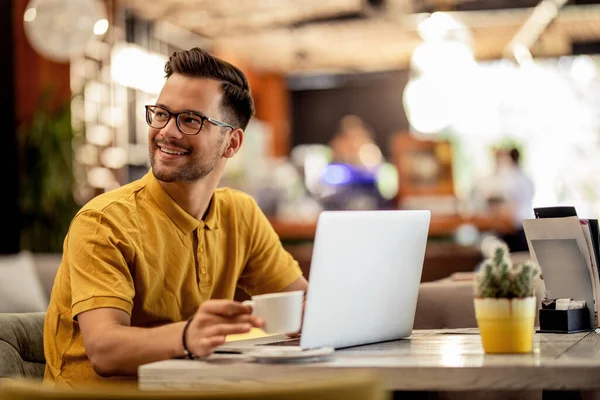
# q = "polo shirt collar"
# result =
<box><xmin>144</xmin><ymin>170</ymin><xmax>219</xmax><ymax>233</ymax></box>
<box><xmin>203</xmin><ymin>193</ymin><xmax>220</xmax><ymax>231</ymax></box>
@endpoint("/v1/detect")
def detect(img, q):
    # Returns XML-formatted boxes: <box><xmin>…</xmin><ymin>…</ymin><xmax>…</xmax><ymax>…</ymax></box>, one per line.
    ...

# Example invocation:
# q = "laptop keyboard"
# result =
<box><xmin>258</xmin><ymin>338</ymin><xmax>301</xmax><ymax>346</ymax></box>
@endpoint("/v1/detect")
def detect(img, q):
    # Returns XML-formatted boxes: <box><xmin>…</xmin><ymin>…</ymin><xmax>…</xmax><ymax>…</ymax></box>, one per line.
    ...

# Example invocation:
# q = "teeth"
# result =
<box><xmin>160</xmin><ymin>147</ymin><xmax>186</xmax><ymax>155</ymax></box>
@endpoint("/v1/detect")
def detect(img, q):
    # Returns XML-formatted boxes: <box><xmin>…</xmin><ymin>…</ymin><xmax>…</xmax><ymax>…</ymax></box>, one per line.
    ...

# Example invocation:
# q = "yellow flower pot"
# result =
<box><xmin>474</xmin><ymin>297</ymin><xmax>536</xmax><ymax>354</ymax></box>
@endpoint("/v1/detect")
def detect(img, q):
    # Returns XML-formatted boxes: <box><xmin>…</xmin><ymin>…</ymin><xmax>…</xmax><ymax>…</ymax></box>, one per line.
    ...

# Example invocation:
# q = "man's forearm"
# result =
<box><xmin>86</xmin><ymin>321</ymin><xmax>186</xmax><ymax>377</ymax></box>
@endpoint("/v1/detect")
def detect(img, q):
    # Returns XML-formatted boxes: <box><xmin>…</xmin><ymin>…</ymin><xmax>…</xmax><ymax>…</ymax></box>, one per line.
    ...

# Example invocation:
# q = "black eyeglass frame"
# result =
<box><xmin>145</xmin><ymin>105</ymin><xmax>235</xmax><ymax>135</ymax></box>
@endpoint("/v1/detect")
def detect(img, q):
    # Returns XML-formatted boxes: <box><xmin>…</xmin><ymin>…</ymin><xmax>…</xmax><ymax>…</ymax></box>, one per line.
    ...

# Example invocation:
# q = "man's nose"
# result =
<box><xmin>161</xmin><ymin>116</ymin><xmax>184</xmax><ymax>140</ymax></box>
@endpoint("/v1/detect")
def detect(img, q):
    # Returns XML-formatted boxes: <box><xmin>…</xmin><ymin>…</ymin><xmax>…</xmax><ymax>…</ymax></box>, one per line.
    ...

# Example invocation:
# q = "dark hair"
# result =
<box><xmin>164</xmin><ymin>48</ymin><xmax>255</xmax><ymax>130</ymax></box>
<box><xmin>509</xmin><ymin>148</ymin><xmax>520</xmax><ymax>166</ymax></box>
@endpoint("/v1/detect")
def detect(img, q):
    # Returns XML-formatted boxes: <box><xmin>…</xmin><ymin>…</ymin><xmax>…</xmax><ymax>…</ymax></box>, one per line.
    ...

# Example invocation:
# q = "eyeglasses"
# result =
<box><xmin>145</xmin><ymin>105</ymin><xmax>235</xmax><ymax>135</ymax></box>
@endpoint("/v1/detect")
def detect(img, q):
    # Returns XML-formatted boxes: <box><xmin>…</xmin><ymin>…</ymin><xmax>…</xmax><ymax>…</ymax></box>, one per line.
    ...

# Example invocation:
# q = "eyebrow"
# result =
<box><xmin>154</xmin><ymin>103</ymin><xmax>207</xmax><ymax>118</ymax></box>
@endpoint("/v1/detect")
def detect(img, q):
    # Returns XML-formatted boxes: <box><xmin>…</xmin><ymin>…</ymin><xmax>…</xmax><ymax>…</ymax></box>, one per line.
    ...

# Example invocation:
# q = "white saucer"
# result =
<box><xmin>246</xmin><ymin>347</ymin><xmax>335</xmax><ymax>363</ymax></box>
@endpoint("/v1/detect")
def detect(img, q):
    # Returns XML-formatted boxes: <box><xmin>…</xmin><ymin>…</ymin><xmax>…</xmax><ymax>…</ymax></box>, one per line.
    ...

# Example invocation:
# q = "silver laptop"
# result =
<box><xmin>217</xmin><ymin>209</ymin><xmax>430</xmax><ymax>353</ymax></box>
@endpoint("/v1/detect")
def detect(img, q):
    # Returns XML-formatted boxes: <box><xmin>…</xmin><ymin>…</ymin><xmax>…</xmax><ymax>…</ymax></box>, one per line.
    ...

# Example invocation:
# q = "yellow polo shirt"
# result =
<box><xmin>43</xmin><ymin>171</ymin><xmax>302</xmax><ymax>386</ymax></box>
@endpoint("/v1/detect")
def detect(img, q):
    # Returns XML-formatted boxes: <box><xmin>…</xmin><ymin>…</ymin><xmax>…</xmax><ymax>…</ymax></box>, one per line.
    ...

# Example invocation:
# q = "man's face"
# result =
<box><xmin>148</xmin><ymin>74</ymin><xmax>229</xmax><ymax>183</ymax></box>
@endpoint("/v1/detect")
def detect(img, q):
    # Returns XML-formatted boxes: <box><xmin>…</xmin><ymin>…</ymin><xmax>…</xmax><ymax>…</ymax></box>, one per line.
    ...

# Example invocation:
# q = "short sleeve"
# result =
<box><xmin>67</xmin><ymin>210</ymin><xmax>136</xmax><ymax>319</ymax></box>
<box><xmin>236</xmin><ymin>197</ymin><xmax>303</xmax><ymax>296</ymax></box>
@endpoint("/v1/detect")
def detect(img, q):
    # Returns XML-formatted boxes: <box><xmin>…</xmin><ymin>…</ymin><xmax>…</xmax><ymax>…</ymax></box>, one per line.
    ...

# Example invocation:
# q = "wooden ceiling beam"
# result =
<box><xmin>120</xmin><ymin>1</ymin><xmax>600</xmax><ymax>72</ymax></box>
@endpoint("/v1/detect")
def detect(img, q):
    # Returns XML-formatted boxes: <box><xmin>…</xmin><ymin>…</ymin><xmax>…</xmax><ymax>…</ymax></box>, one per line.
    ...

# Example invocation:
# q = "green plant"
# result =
<box><xmin>474</xmin><ymin>244</ymin><xmax>540</xmax><ymax>298</ymax></box>
<box><xmin>18</xmin><ymin>93</ymin><xmax>79</xmax><ymax>252</ymax></box>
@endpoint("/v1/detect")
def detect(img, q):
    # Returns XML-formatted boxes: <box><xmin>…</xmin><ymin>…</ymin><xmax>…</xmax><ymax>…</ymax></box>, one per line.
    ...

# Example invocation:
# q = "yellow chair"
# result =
<box><xmin>0</xmin><ymin>371</ymin><xmax>387</xmax><ymax>400</ymax></box>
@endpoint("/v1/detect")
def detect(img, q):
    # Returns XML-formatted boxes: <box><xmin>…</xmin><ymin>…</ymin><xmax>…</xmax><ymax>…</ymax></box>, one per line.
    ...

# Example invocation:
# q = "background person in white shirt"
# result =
<box><xmin>473</xmin><ymin>146</ymin><xmax>534</xmax><ymax>252</ymax></box>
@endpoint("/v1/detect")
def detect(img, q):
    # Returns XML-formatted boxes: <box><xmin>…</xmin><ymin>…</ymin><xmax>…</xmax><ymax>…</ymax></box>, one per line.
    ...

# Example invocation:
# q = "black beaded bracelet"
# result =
<box><xmin>182</xmin><ymin>318</ymin><xmax>197</xmax><ymax>360</ymax></box>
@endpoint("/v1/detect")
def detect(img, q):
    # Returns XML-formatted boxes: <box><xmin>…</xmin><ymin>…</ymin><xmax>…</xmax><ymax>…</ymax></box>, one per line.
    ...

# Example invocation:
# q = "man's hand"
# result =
<box><xmin>185</xmin><ymin>299</ymin><xmax>264</xmax><ymax>357</ymax></box>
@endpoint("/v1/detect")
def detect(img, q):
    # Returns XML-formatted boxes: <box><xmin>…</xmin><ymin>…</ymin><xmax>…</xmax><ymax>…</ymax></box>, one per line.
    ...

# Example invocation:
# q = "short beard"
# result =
<box><xmin>149</xmin><ymin>135</ymin><xmax>225</xmax><ymax>183</ymax></box>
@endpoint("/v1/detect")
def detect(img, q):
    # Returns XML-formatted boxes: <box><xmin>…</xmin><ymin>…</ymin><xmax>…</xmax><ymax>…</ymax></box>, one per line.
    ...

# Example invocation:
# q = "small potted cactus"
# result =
<box><xmin>474</xmin><ymin>243</ymin><xmax>541</xmax><ymax>353</ymax></box>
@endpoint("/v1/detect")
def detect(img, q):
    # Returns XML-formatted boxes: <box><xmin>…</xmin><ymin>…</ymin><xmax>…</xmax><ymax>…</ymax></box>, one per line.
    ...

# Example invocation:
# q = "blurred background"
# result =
<box><xmin>6</xmin><ymin>0</ymin><xmax>600</xmax><ymax>281</ymax></box>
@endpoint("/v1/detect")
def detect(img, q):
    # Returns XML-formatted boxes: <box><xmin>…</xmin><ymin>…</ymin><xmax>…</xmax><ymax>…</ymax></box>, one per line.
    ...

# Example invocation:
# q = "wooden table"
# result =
<box><xmin>269</xmin><ymin>214</ymin><xmax>515</xmax><ymax>242</ymax></box>
<box><xmin>138</xmin><ymin>329</ymin><xmax>600</xmax><ymax>392</ymax></box>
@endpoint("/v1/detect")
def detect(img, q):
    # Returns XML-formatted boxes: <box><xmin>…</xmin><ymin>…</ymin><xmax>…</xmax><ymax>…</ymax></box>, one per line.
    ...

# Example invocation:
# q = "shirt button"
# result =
<box><xmin>199</xmin><ymin>246</ymin><xmax>204</xmax><ymax>253</ymax></box>
<box><xmin>201</xmin><ymin>268</ymin><xmax>207</xmax><ymax>274</ymax></box>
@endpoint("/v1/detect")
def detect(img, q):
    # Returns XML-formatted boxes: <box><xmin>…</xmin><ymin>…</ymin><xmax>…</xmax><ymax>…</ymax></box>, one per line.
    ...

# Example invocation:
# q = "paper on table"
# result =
<box><xmin>523</xmin><ymin>217</ymin><xmax>599</xmax><ymax>328</ymax></box>
<box><xmin>580</xmin><ymin>219</ymin><xmax>600</xmax><ymax>326</ymax></box>
<box><xmin>586</xmin><ymin>219</ymin><xmax>600</xmax><ymax>273</ymax></box>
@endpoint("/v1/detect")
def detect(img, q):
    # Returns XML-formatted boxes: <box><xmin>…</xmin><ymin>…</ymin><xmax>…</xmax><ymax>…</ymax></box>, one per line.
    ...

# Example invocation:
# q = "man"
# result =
<box><xmin>472</xmin><ymin>146</ymin><xmax>534</xmax><ymax>252</ymax></box>
<box><xmin>43</xmin><ymin>47</ymin><xmax>308</xmax><ymax>386</ymax></box>
<box><xmin>500</xmin><ymin>147</ymin><xmax>534</xmax><ymax>252</ymax></box>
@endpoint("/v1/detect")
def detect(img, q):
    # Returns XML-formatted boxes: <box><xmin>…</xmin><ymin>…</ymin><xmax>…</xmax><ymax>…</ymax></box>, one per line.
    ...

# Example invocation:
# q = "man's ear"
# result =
<box><xmin>223</xmin><ymin>128</ymin><xmax>244</xmax><ymax>159</ymax></box>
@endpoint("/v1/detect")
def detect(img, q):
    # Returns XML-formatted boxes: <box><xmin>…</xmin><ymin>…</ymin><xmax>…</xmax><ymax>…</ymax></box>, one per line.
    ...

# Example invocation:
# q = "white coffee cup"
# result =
<box><xmin>243</xmin><ymin>290</ymin><xmax>304</xmax><ymax>334</ymax></box>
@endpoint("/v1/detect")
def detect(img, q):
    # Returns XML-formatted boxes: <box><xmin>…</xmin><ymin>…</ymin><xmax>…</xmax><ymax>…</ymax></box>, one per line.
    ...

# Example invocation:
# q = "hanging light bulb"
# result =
<box><xmin>403</xmin><ymin>75</ymin><xmax>453</xmax><ymax>134</ymax></box>
<box><xmin>404</xmin><ymin>13</ymin><xmax>476</xmax><ymax>136</ymax></box>
<box><xmin>23</xmin><ymin>0</ymin><xmax>107</xmax><ymax>62</ymax></box>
